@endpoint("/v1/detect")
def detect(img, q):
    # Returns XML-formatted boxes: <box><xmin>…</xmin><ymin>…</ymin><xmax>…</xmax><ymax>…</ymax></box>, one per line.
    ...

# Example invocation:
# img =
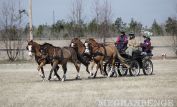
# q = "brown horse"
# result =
<box><xmin>38</xmin><ymin>43</ymin><xmax>81</xmax><ymax>81</ymax></box>
<box><xmin>26</xmin><ymin>40</ymin><xmax>60</xmax><ymax>80</ymax></box>
<box><xmin>70</xmin><ymin>38</ymin><xmax>94</xmax><ymax>76</ymax></box>
<box><xmin>84</xmin><ymin>38</ymin><xmax>129</xmax><ymax>77</ymax></box>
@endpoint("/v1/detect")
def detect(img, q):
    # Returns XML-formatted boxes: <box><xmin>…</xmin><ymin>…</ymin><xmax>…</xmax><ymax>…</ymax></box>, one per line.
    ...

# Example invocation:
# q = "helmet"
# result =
<box><xmin>129</xmin><ymin>32</ymin><xmax>135</xmax><ymax>39</ymax></box>
<box><xmin>143</xmin><ymin>34</ymin><xmax>151</xmax><ymax>38</ymax></box>
<box><xmin>120</xmin><ymin>29</ymin><xmax>125</xmax><ymax>34</ymax></box>
<box><xmin>129</xmin><ymin>32</ymin><xmax>135</xmax><ymax>36</ymax></box>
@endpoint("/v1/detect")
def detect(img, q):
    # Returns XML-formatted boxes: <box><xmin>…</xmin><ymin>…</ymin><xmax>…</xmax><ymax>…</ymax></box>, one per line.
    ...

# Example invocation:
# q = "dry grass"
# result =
<box><xmin>0</xmin><ymin>59</ymin><xmax>177</xmax><ymax>107</ymax></box>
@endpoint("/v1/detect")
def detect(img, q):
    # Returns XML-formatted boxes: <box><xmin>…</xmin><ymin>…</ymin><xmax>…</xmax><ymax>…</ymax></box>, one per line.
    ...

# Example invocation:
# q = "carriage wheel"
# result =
<box><xmin>129</xmin><ymin>60</ymin><xmax>140</xmax><ymax>76</ymax></box>
<box><xmin>142</xmin><ymin>59</ymin><xmax>153</xmax><ymax>75</ymax></box>
<box><xmin>104</xmin><ymin>63</ymin><xmax>114</xmax><ymax>77</ymax></box>
<box><xmin>117</xmin><ymin>64</ymin><xmax>128</xmax><ymax>76</ymax></box>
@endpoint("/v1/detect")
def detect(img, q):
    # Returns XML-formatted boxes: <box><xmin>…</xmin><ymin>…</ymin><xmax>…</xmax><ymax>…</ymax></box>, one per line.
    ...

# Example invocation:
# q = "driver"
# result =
<box><xmin>116</xmin><ymin>30</ymin><xmax>128</xmax><ymax>53</ymax></box>
<box><xmin>126</xmin><ymin>33</ymin><xmax>139</xmax><ymax>56</ymax></box>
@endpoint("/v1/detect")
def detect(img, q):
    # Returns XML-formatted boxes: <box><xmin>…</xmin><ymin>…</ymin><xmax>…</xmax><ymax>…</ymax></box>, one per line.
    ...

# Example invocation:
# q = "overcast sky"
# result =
<box><xmin>0</xmin><ymin>0</ymin><xmax>177</xmax><ymax>27</ymax></box>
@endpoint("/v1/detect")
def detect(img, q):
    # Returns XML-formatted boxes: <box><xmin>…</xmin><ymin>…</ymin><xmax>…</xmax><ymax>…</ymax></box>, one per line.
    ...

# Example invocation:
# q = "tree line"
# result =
<box><xmin>31</xmin><ymin>17</ymin><xmax>177</xmax><ymax>39</ymax></box>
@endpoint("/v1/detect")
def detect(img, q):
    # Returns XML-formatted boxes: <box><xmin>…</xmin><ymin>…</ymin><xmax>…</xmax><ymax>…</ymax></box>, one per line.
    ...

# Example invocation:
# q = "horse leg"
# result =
<box><xmin>61</xmin><ymin>63</ymin><xmax>67</xmax><ymax>82</ymax></box>
<box><xmin>51</xmin><ymin>63</ymin><xmax>60</xmax><ymax>80</ymax></box>
<box><xmin>74</xmin><ymin>62</ymin><xmax>81</xmax><ymax>80</ymax></box>
<box><xmin>41</xmin><ymin>67</ymin><xmax>45</xmax><ymax>80</ymax></box>
<box><xmin>37</xmin><ymin>61</ymin><xmax>45</xmax><ymax>71</ymax></box>
<box><xmin>90</xmin><ymin>61</ymin><xmax>95</xmax><ymax>76</ymax></box>
<box><xmin>100</xmin><ymin>60</ymin><xmax>106</xmax><ymax>76</ymax></box>
<box><xmin>37</xmin><ymin>62</ymin><xmax>45</xmax><ymax>79</ymax></box>
<box><xmin>54</xmin><ymin>67</ymin><xmax>61</xmax><ymax>81</ymax></box>
<box><xmin>108</xmin><ymin>58</ymin><xmax>116</xmax><ymax>77</ymax></box>
<box><xmin>112</xmin><ymin>58</ymin><xmax>118</xmax><ymax>77</ymax></box>
<box><xmin>86</xmin><ymin>65</ymin><xmax>93</xmax><ymax>76</ymax></box>
<box><xmin>48</xmin><ymin>61</ymin><xmax>58</xmax><ymax>81</ymax></box>
<box><xmin>93</xmin><ymin>63</ymin><xmax>100</xmax><ymax>78</ymax></box>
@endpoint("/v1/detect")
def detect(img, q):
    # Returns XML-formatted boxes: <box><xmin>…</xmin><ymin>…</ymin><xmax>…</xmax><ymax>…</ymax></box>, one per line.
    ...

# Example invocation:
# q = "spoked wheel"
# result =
<box><xmin>142</xmin><ymin>59</ymin><xmax>153</xmax><ymax>75</ymax></box>
<box><xmin>117</xmin><ymin>64</ymin><xmax>128</xmax><ymax>76</ymax></box>
<box><xmin>104</xmin><ymin>63</ymin><xmax>114</xmax><ymax>77</ymax></box>
<box><xmin>129</xmin><ymin>60</ymin><xmax>140</xmax><ymax>76</ymax></box>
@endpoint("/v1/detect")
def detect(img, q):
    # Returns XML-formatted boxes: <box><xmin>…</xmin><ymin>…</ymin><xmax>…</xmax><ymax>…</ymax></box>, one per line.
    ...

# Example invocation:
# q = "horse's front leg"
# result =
<box><xmin>37</xmin><ymin>61</ymin><xmax>46</xmax><ymax>79</ymax></box>
<box><xmin>51</xmin><ymin>63</ymin><xmax>60</xmax><ymax>80</ymax></box>
<box><xmin>93</xmin><ymin>63</ymin><xmax>100</xmax><ymax>78</ymax></box>
<box><xmin>108</xmin><ymin>58</ymin><xmax>116</xmax><ymax>77</ymax></box>
<box><xmin>74</xmin><ymin>62</ymin><xmax>81</xmax><ymax>80</ymax></box>
<box><xmin>40</xmin><ymin>67</ymin><xmax>45</xmax><ymax>80</ymax></box>
<box><xmin>48</xmin><ymin>60</ymin><xmax>58</xmax><ymax>81</ymax></box>
<box><xmin>61</xmin><ymin>62</ymin><xmax>67</xmax><ymax>82</ymax></box>
<box><xmin>54</xmin><ymin>66</ymin><xmax>61</xmax><ymax>81</ymax></box>
<box><xmin>37</xmin><ymin>61</ymin><xmax>45</xmax><ymax>71</ymax></box>
<box><xmin>88</xmin><ymin>61</ymin><xmax>95</xmax><ymax>77</ymax></box>
<box><xmin>99</xmin><ymin>60</ymin><xmax>106</xmax><ymax>76</ymax></box>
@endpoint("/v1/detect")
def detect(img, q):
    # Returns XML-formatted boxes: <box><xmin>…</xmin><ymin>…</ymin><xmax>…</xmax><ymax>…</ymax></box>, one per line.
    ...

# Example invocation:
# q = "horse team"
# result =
<box><xmin>26</xmin><ymin>38</ymin><xmax>129</xmax><ymax>81</ymax></box>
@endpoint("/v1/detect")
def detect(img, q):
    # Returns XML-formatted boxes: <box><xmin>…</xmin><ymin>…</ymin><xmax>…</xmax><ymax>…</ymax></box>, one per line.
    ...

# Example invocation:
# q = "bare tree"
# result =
<box><xmin>93</xmin><ymin>0</ymin><xmax>112</xmax><ymax>43</ymax></box>
<box><xmin>69</xmin><ymin>0</ymin><xmax>84</xmax><ymax>37</ymax></box>
<box><xmin>92</xmin><ymin>0</ymin><xmax>100</xmax><ymax>37</ymax></box>
<box><xmin>0</xmin><ymin>0</ymin><xmax>25</xmax><ymax>61</ymax></box>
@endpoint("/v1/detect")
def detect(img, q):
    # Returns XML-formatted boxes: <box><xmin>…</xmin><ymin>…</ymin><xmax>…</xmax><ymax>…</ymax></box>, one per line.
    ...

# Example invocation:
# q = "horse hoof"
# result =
<box><xmin>88</xmin><ymin>76</ymin><xmax>93</xmax><ymax>79</ymax></box>
<box><xmin>108</xmin><ymin>72</ymin><xmax>112</xmax><ymax>77</ymax></box>
<box><xmin>75</xmin><ymin>76</ymin><xmax>81</xmax><ymax>80</ymax></box>
<box><xmin>48</xmin><ymin>77</ymin><xmax>51</xmax><ymax>81</ymax></box>
<box><xmin>41</xmin><ymin>75</ymin><xmax>45</xmax><ymax>78</ymax></box>
<box><xmin>61</xmin><ymin>78</ymin><xmax>65</xmax><ymax>82</ymax></box>
<box><xmin>53</xmin><ymin>75</ymin><xmax>57</xmax><ymax>80</ymax></box>
<box><xmin>58</xmin><ymin>78</ymin><xmax>61</xmax><ymax>81</ymax></box>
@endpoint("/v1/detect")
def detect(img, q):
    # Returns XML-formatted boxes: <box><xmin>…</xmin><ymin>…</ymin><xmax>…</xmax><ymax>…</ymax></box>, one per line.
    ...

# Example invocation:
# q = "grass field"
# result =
<box><xmin>0</xmin><ymin>59</ymin><xmax>177</xmax><ymax>107</ymax></box>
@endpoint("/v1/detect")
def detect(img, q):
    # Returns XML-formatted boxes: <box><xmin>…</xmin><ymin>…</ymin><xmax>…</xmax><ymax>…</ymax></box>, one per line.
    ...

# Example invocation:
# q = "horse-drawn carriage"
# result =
<box><xmin>26</xmin><ymin>37</ymin><xmax>154</xmax><ymax>81</ymax></box>
<box><xmin>104</xmin><ymin>46</ymin><xmax>153</xmax><ymax>77</ymax></box>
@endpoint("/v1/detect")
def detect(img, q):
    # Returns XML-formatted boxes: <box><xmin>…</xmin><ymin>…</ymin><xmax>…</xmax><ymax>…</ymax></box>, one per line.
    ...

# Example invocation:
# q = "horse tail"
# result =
<box><xmin>115</xmin><ymin>47</ymin><xmax>126</xmax><ymax>62</ymax></box>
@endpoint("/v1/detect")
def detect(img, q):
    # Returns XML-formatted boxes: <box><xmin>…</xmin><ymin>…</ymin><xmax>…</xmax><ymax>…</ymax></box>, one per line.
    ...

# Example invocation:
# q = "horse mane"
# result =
<box><xmin>88</xmin><ymin>38</ymin><xmax>95</xmax><ymax>42</ymax></box>
<box><xmin>73</xmin><ymin>37</ymin><xmax>80</xmax><ymax>40</ymax></box>
<box><xmin>63</xmin><ymin>46</ymin><xmax>69</xmax><ymax>49</ymax></box>
<box><xmin>41</xmin><ymin>42</ymin><xmax>54</xmax><ymax>46</ymax></box>
<box><xmin>29</xmin><ymin>40</ymin><xmax>39</xmax><ymax>46</ymax></box>
<box><xmin>88</xmin><ymin>38</ymin><xmax>100</xmax><ymax>47</ymax></box>
<box><xmin>72</xmin><ymin>38</ymin><xmax>84</xmax><ymax>47</ymax></box>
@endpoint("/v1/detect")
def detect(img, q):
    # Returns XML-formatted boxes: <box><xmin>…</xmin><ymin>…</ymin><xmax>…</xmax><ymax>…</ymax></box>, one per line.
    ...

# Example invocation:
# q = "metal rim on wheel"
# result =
<box><xmin>104</xmin><ymin>63</ymin><xmax>114</xmax><ymax>77</ymax></box>
<box><xmin>129</xmin><ymin>60</ymin><xmax>140</xmax><ymax>76</ymax></box>
<box><xmin>117</xmin><ymin>64</ymin><xmax>128</xmax><ymax>76</ymax></box>
<box><xmin>142</xmin><ymin>59</ymin><xmax>153</xmax><ymax>75</ymax></box>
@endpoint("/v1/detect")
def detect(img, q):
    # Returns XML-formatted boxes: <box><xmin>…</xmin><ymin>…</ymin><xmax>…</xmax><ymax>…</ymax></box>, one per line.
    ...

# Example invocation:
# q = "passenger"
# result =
<box><xmin>116</xmin><ymin>30</ymin><xmax>128</xmax><ymax>53</ymax></box>
<box><xmin>126</xmin><ymin>33</ymin><xmax>139</xmax><ymax>56</ymax></box>
<box><xmin>140</xmin><ymin>34</ymin><xmax>152</xmax><ymax>54</ymax></box>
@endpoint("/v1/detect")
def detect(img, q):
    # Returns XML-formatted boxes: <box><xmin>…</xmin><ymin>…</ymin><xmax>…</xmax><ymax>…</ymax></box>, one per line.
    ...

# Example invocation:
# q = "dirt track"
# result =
<box><xmin>0</xmin><ymin>59</ymin><xmax>177</xmax><ymax>107</ymax></box>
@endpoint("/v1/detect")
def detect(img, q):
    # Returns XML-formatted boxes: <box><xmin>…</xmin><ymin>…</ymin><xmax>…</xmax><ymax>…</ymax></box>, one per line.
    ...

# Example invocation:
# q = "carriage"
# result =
<box><xmin>103</xmin><ymin>48</ymin><xmax>153</xmax><ymax>77</ymax></box>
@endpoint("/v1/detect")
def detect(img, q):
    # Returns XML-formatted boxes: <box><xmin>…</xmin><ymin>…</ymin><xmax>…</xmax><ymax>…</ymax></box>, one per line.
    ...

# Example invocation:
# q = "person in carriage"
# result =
<box><xmin>125</xmin><ymin>33</ymin><xmax>139</xmax><ymax>56</ymax></box>
<box><xmin>116</xmin><ymin>30</ymin><xmax>128</xmax><ymax>53</ymax></box>
<box><xmin>140</xmin><ymin>34</ymin><xmax>152</xmax><ymax>55</ymax></box>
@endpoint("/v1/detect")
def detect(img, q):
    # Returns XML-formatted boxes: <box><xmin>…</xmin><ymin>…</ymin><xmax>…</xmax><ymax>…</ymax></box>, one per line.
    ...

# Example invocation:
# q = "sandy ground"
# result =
<box><xmin>0</xmin><ymin>59</ymin><xmax>177</xmax><ymax>107</ymax></box>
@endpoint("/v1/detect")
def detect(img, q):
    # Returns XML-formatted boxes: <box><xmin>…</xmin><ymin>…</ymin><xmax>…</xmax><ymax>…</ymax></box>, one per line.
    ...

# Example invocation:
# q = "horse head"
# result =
<box><xmin>26</xmin><ymin>40</ymin><xmax>40</xmax><ymax>57</ymax></box>
<box><xmin>70</xmin><ymin>38</ymin><xmax>86</xmax><ymax>53</ymax></box>
<box><xmin>84</xmin><ymin>38</ymin><xmax>97</xmax><ymax>55</ymax></box>
<box><xmin>70</xmin><ymin>38</ymin><xmax>84</xmax><ymax>48</ymax></box>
